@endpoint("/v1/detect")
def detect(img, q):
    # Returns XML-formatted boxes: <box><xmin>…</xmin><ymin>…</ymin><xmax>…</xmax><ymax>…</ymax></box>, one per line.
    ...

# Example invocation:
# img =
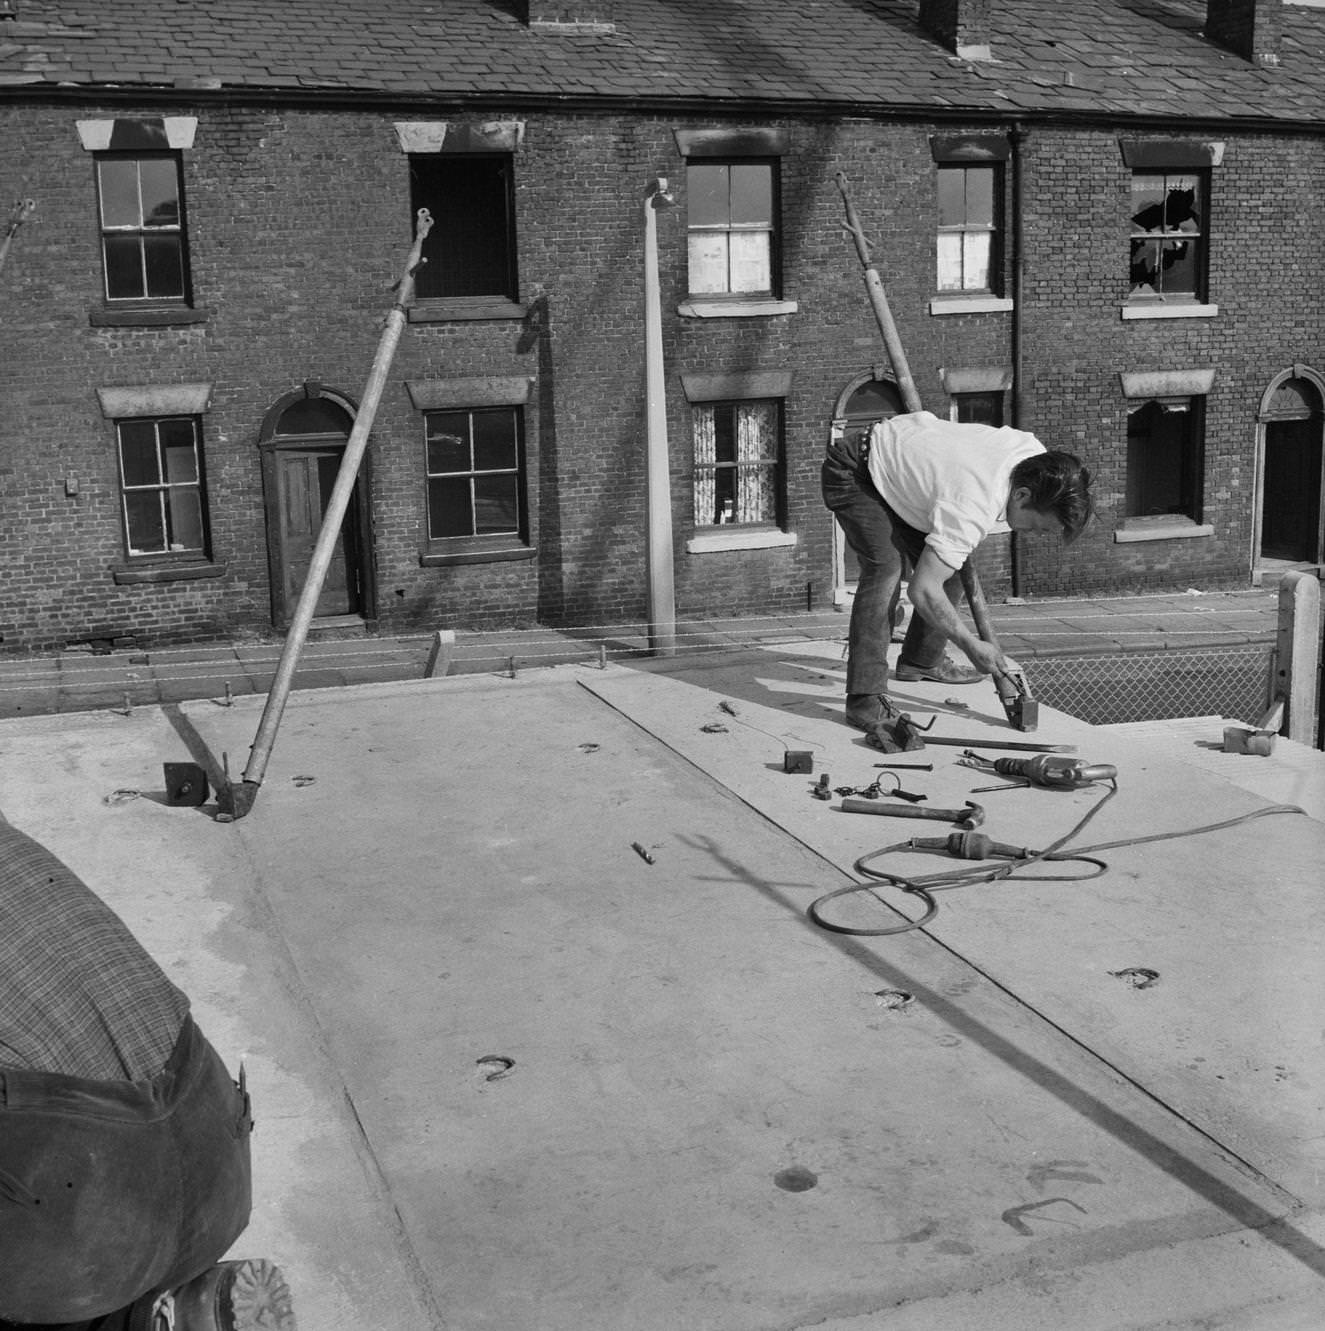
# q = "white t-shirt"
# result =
<box><xmin>866</xmin><ymin>411</ymin><xmax>1046</xmax><ymax>570</ymax></box>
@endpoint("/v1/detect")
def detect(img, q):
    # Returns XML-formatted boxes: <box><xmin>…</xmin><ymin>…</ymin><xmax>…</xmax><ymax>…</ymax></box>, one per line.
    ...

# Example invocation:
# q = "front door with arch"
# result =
<box><xmin>259</xmin><ymin>388</ymin><xmax>372</xmax><ymax>628</ymax></box>
<box><xmin>829</xmin><ymin>373</ymin><xmax>903</xmax><ymax>606</ymax></box>
<box><xmin>1258</xmin><ymin>371</ymin><xmax>1325</xmax><ymax>568</ymax></box>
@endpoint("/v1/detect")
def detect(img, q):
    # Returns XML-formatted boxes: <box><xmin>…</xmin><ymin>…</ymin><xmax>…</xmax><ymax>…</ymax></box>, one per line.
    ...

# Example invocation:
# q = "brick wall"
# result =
<box><xmin>1</xmin><ymin>99</ymin><xmax>1321</xmax><ymax>654</ymax></box>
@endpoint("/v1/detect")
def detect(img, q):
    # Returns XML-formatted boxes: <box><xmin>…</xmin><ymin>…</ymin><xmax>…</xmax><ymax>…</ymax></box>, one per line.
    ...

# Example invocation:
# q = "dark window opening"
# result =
<box><xmin>953</xmin><ymin>391</ymin><xmax>1004</xmax><ymax>427</ymax></box>
<box><xmin>276</xmin><ymin>398</ymin><xmax>354</xmax><ymax>436</ymax></box>
<box><xmin>410</xmin><ymin>155</ymin><xmax>518</xmax><ymax>301</ymax></box>
<box><xmin>1126</xmin><ymin>399</ymin><xmax>1204</xmax><ymax>521</ymax></box>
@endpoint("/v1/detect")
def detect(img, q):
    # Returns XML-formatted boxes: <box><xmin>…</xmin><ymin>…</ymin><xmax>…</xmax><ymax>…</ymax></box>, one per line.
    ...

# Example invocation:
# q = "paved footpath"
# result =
<box><xmin>0</xmin><ymin>588</ymin><xmax>1283</xmax><ymax>720</ymax></box>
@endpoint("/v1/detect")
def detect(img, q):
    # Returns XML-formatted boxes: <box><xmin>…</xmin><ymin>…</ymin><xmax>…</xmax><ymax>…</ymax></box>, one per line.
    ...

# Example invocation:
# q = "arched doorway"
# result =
<box><xmin>828</xmin><ymin>372</ymin><xmax>903</xmax><ymax>607</ymax></box>
<box><xmin>258</xmin><ymin>386</ymin><xmax>373</xmax><ymax>629</ymax></box>
<box><xmin>1257</xmin><ymin>370</ymin><xmax>1325</xmax><ymax>574</ymax></box>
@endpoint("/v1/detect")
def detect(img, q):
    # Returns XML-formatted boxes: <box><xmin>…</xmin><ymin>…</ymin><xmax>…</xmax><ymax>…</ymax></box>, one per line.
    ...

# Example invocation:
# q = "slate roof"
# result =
<box><xmin>3</xmin><ymin>0</ymin><xmax>1325</xmax><ymax>126</ymax></box>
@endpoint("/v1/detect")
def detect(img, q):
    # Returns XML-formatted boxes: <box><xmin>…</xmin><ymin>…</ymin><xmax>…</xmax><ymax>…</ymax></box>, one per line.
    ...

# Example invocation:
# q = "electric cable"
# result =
<box><xmin>807</xmin><ymin>782</ymin><xmax>1308</xmax><ymax>937</ymax></box>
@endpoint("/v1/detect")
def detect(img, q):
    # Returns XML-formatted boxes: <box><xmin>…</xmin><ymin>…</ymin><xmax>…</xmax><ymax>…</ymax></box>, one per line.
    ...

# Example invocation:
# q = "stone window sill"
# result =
<box><xmin>408</xmin><ymin>298</ymin><xmax>527</xmax><ymax>323</ymax></box>
<box><xmin>1113</xmin><ymin>519</ymin><xmax>1214</xmax><ymax>543</ymax></box>
<box><xmin>1121</xmin><ymin>302</ymin><xmax>1218</xmax><ymax>321</ymax></box>
<box><xmin>677</xmin><ymin>298</ymin><xmax>798</xmax><ymax>319</ymax></box>
<box><xmin>419</xmin><ymin>541</ymin><xmax>535</xmax><ymax>567</ymax></box>
<box><xmin>928</xmin><ymin>294</ymin><xmax>1013</xmax><ymax>315</ymax></box>
<box><xmin>90</xmin><ymin>306</ymin><xmax>209</xmax><ymax>328</ymax></box>
<box><xmin>686</xmin><ymin>529</ymin><xmax>797</xmax><ymax>554</ymax></box>
<box><xmin>110</xmin><ymin>560</ymin><xmax>226</xmax><ymax>584</ymax></box>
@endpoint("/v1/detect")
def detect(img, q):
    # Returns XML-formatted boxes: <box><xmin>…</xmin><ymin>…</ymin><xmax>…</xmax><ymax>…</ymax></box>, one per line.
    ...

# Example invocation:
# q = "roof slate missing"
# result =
<box><xmin>1</xmin><ymin>0</ymin><xmax>1324</xmax><ymax>125</ymax></box>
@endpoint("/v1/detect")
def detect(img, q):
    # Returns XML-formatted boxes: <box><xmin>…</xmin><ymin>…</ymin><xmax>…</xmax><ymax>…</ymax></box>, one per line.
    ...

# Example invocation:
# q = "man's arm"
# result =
<box><xmin>907</xmin><ymin>546</ymin><xmax>1009</xmax><ymax>676</ymax></box>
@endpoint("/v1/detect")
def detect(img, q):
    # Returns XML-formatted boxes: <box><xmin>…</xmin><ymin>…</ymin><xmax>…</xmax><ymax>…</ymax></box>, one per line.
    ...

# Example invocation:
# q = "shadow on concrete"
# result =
<box><xmin>679</xmin><ymin>830</ymin><xmax>1325</xmax><ymax>1280</ymax></box>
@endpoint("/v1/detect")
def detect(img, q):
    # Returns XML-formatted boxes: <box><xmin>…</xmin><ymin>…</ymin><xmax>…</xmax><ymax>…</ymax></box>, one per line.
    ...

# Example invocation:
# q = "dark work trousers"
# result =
<box><xmin>0</xmin><ymin>1015</ymin><xmax>253</xmax><ymax>1328</ymax></box>
<box><xmin>821</xmin><ymin>430</ymin><xmax>964</xmax><ymax>696</ymax></box>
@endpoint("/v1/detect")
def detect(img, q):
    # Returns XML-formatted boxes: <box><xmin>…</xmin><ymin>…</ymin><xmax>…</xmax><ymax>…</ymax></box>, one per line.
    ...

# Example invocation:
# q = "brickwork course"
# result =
<box><xmin>2</xmin><ymin>0</ymin><xmax>1324</xmax><ymax>655</ymax></box>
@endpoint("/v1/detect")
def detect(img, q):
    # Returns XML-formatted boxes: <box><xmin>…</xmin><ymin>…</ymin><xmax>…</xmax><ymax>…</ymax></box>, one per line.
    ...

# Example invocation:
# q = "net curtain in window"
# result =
<box><xmin>737</xmin><ymin>401</ymin><xmax>776</xmax><ymax>521</ymax></box>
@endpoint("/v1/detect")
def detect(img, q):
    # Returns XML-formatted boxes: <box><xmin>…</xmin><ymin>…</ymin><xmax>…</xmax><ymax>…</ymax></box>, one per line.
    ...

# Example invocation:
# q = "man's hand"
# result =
<box><xmin>962</xmin><ymin>638</ymin><xmax>1009</xmax><ymax>677</ymax></box>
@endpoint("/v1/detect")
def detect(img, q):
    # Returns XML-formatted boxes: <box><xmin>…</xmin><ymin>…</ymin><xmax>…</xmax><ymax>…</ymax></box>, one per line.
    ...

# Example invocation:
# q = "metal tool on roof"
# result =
<box><xmin>865</xmin><ymin>710</ymin><xmax>929</xmax><ymax>753</ymax></box>
<box><xmin>1222</xmin><ymin>699</ymin><xmax>1284</xmax><ymax>757</ymax></box>
<box><xmin>960</xmin><ymin>752</ymin><xmax>1117</xmax><ymax>790</ymax></box>
<box><xmin>917</xmin><ymin>735</ymin><xmax>1076</xmax><ymax>752</ymax></box>
<box><xmin>835</xmin><ymin>172</ymin><xmax>1037</xmax><ymax>733</ymax></box>
<box><xmin>841</xmin><ymin>798</ymin><xmax>984</xmax><ymax>829</ymax></box>
<box><xmin>218</xmin><ymin>208</ymin><xmax>434</xmax><ymax>821</ymax></box>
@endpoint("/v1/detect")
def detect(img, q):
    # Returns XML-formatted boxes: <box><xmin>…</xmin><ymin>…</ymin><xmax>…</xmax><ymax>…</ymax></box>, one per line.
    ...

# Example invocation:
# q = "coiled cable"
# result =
<box><xmin>808</xmin><ymin>782</ymin><xmax>1307</xmax><ymax>937</ymax></box>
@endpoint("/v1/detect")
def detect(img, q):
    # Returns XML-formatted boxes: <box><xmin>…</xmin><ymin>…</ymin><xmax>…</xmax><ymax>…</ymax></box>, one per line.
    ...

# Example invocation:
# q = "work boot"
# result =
<box><xmin>169</xmin><ymin>1259</ymin><xmax>297</xmax><ymax>1331</ymax></box>
<box><xmin>894</xmin><ymin>656</ymin><xmax>983</xmax><ymax>685</ymax></box>
<box><xmin>844</xmin><ymin>693</ymin><xmax>899</xmax><ymax>732</ymax></box>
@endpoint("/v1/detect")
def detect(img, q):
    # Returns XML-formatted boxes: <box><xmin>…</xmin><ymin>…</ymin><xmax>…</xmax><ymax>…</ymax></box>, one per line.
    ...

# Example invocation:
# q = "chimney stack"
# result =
<box><xmin>918</xmin><ymin>0</ymin><xmax>993</xmax><ymax>62</ymax></box>
<box><xmin>1205</xmin><ymin>0</ymin><xmax>1282</xmax><ymax>65</ymax></box>
<box><xmin>521</xmin><ymin>0</ymin><xmax>614</xmax><ymax>34</ymax></box>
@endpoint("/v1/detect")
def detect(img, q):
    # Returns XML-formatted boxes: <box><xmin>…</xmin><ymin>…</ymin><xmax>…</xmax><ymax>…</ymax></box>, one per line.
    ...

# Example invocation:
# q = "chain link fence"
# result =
<box><xmin>1022</xmin><ymin>645</ymin><xmax>1275</xmax><ymax>727</ymax></box>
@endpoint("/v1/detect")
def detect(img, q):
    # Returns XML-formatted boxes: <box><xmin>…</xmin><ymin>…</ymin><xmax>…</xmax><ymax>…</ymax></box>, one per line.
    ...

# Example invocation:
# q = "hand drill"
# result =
<box><xmin>989</xmin><ymin>753</ymin><xmax>1117</xmax><ymax>789</ymax></box>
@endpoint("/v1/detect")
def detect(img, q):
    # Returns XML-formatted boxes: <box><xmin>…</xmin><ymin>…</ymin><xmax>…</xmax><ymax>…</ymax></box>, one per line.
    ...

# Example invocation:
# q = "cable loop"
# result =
<box><xmin>806</xmin><ymin>785</ymin><xmax>1308</xmax><ymax>937</ymax></box>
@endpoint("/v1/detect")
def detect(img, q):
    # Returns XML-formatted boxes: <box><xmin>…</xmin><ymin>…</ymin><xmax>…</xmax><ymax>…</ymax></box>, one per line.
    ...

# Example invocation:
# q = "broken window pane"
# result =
<box><xmin>1128</xmin><ymin>172</ymin><xmax>1204</xmax><ymax>298</ymax></box>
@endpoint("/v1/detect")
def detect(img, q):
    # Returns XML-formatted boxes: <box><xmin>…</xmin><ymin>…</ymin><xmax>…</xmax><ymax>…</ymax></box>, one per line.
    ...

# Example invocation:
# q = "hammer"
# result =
<box><xmin>841</xmin><ymin>798</ymin><xmax>984</xmax><ymax>829</ymax></box>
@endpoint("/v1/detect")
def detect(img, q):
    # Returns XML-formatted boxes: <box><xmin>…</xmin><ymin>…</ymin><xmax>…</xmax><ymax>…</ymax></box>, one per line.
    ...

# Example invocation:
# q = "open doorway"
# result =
<box><xmin>828</xmin><ymin>373</ymin><xmax>903</xmax><ymax>607</ymax></box>
<box><xmin>259</xmin><ymin>387</ymin><xmax>373</xmax><ymax>630</ymax></box>
<box><xmin>1257</xmin><ymin>371</ymin><xmax>1324</xmax><ymax>581</ymax></box>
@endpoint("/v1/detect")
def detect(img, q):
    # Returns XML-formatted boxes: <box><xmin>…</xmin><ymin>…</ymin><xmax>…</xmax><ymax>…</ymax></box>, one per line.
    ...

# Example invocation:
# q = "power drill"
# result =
<box><xmin>990</xmin><ymin>753</ymin><xmax>1117</xmax><ymax>789</ymax></box>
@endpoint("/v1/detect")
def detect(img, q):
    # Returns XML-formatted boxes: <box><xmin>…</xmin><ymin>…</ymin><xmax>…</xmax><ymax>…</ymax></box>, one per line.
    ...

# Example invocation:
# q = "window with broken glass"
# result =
<box><xmin>117</xmin><ymin>417</ymin><xmax>208</xmax><ymax>557</ymax></box>
<box><xmin>1128</xmin><ymin>171</ymin><xmax>1206</xmax><ymax>300</ymax></box>
<box><xmin>1125</xmin><ymin>398</ymin><xmax>1204</xmax><ymax>521</ymax></box>
<box><xmin>693</xmin><ymin>400</ymin><xmax>783</xmax><ymax>527</ymax></box>
<box><xmin>425</xmin><ymin>407</ymin><xmax>526</xmax><ymax>542</ymax></box>
<box><xmin>96</xmin><ymin>153</ymin><xmax>189</xmax><ymax>302</ymax></box>
<box><xmin>686</xmin><ymin>160</ymin><xmax>778</xmax><ymax>298</ymax></box>
<box><xmin>410</xmin><ymin>155</ymin><xmax>518</xmax><ymax>301</ymax></box>
<box><xmin>936</xmin><ymin>164</ymin><xmax>1000</xmax><ymax>294</ymax></box>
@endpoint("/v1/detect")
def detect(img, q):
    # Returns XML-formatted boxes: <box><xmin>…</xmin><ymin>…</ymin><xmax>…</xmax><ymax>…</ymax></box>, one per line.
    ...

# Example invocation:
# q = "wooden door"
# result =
<box><xmin>276</xmin><ymin>447</ymin><xmax>360</xmax><ymax>617</ymax></box>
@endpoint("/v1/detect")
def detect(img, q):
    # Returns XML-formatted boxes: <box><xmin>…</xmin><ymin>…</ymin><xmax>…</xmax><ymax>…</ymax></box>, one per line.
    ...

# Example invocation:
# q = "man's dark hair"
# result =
<box><xmin>1011</xmin><ymin>450</ymin><xmax>1094</xmax><ymax>543</ymax></box>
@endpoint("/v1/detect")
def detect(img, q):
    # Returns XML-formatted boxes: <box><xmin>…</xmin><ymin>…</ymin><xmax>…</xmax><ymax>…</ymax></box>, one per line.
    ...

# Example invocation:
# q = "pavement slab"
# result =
<box><xmin>1</xmin><ymin>655</ymin><xmax>1321</xmax><ymax>1329</ymax></box>
<box><xmin>596</xmin><ymin>649</ymin><xmax>1325</xmax><ymax>1202</ymax></box>
<box><xmin>0</xmin><ymin>708</ymin><xmax>439</xmax><ymax>1330</ymax></box>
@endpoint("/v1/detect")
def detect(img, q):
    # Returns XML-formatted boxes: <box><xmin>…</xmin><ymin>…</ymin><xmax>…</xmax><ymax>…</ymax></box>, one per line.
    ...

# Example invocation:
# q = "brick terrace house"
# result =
<box><xmin>1</xmin><ymin>0</ymin><xmax>1324</xmax><ymax>653</ymax></box>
